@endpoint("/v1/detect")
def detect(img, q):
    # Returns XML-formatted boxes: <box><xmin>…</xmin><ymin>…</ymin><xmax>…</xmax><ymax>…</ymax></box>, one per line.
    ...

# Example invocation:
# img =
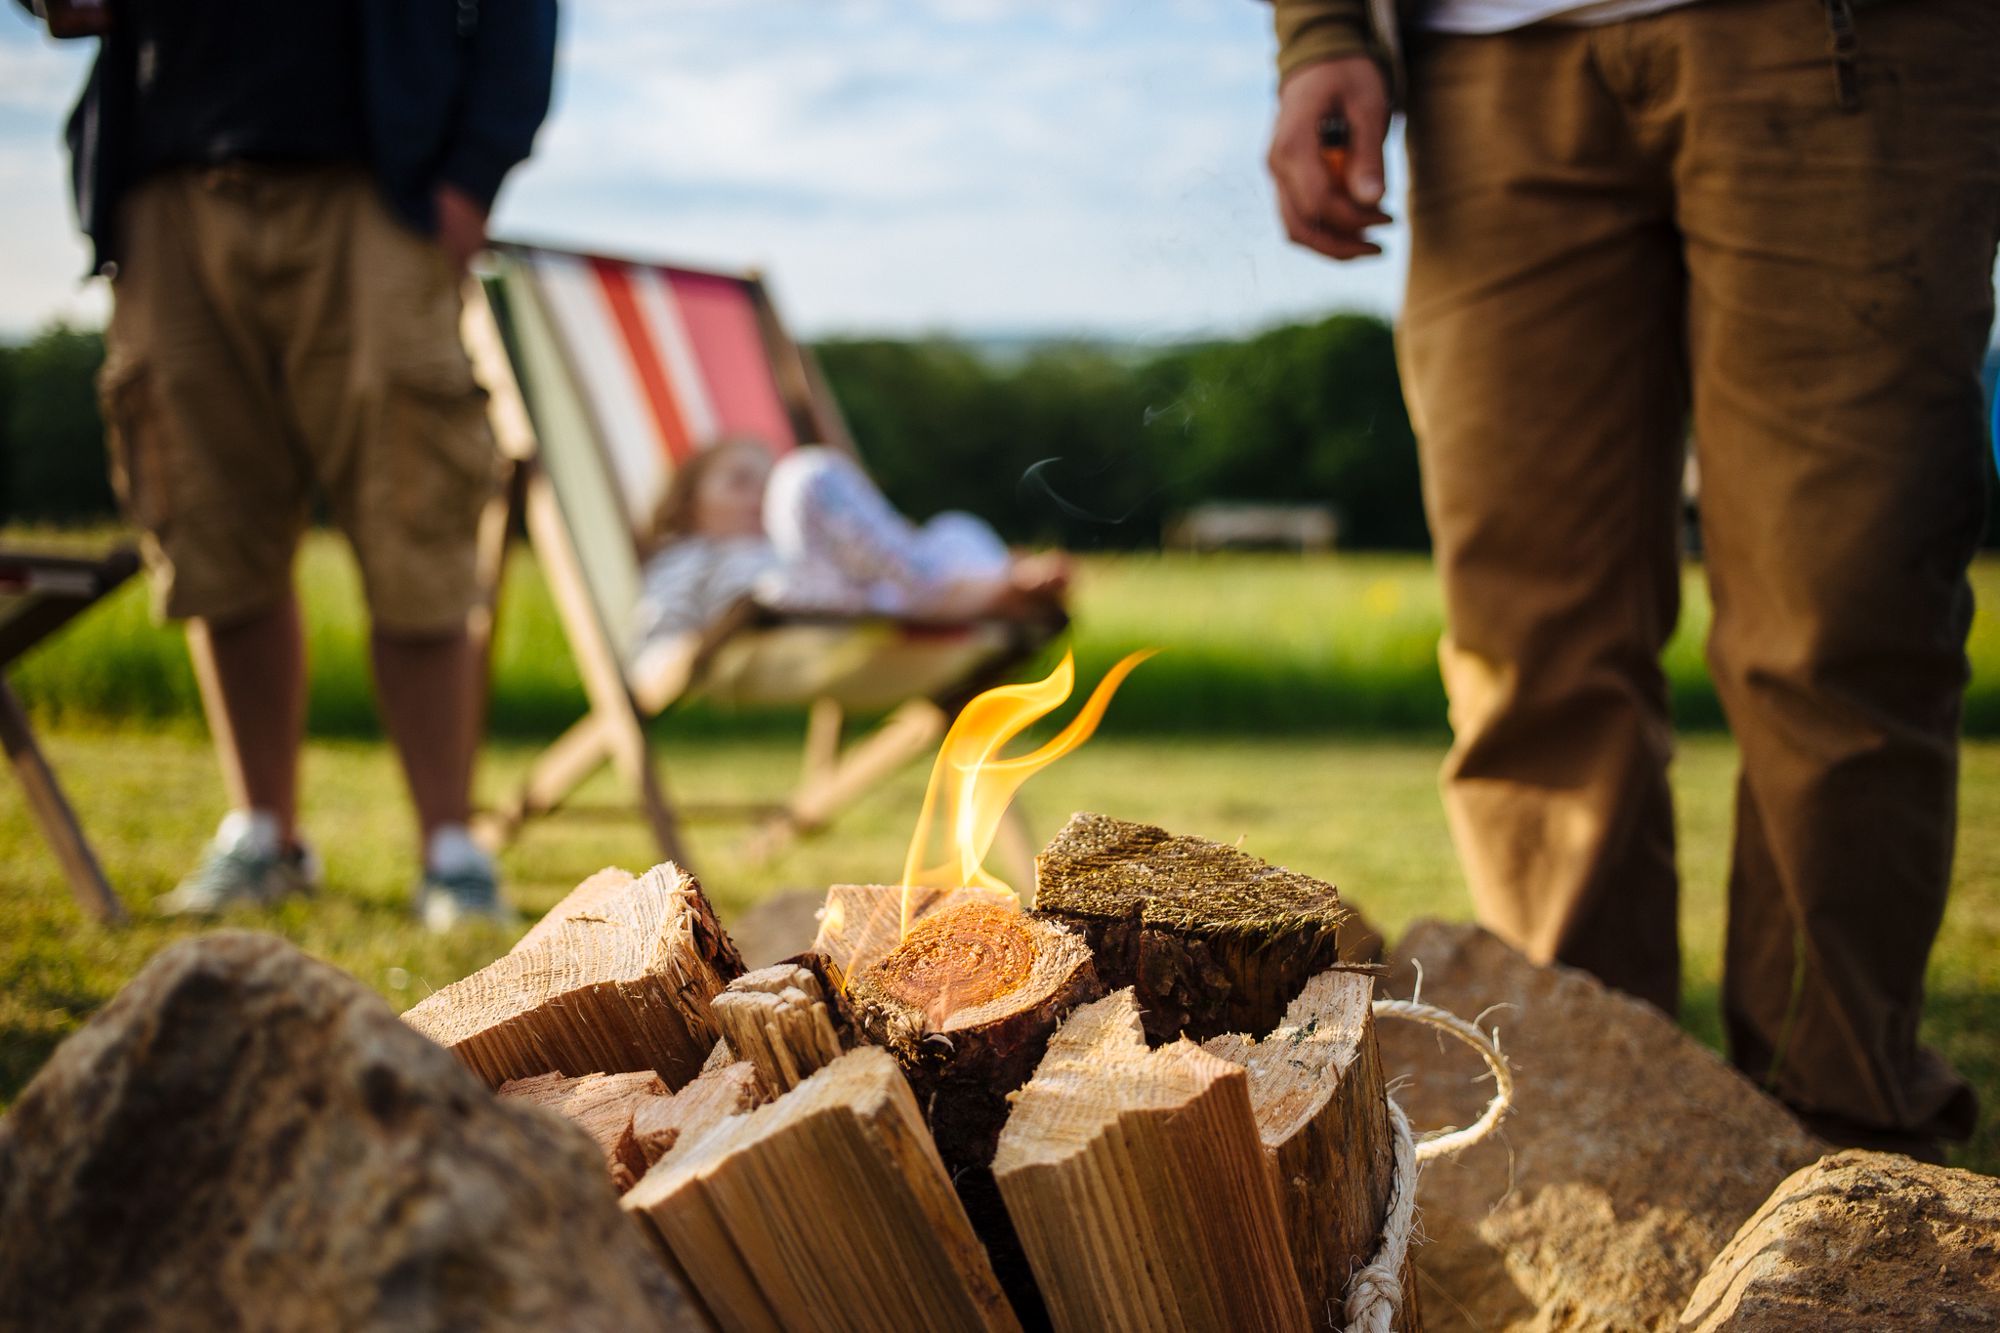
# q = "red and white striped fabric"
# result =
<box><xmin>520</xmin><ymin>248</ymin><xmax>801</xmax><ymax>530</ymax></box>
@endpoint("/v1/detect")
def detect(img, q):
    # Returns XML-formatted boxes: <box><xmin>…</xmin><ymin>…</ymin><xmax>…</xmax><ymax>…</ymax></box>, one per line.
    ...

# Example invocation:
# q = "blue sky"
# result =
<box><xmin>0</xmin><ymin>0</ymin><xmax>1410</xmax><ymax>341</ymax></box>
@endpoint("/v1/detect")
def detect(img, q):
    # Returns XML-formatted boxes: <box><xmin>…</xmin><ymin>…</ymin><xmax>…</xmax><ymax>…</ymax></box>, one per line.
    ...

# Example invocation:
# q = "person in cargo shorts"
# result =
<box><xmin>29</xmin><ymin>0</ymin><xmax>558</xmax><ymax>928</ymax></box>
<box><xmin>1264</xmin><ymin>0</ymin><xmax>1998</xmax><ymax>1160</ymax></box>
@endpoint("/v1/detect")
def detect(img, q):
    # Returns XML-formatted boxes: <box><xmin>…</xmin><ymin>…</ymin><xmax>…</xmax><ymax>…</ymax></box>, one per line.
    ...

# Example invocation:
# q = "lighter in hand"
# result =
<box><xmin>1318</xmin><ymin>114</ymin><xmax>1351</xmax><ymax>184</ymax></box>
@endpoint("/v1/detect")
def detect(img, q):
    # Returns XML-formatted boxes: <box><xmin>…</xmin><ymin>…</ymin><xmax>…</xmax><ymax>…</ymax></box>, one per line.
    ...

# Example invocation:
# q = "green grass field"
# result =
<box><xmin>4</xmin><ymin>533</ymin><xmax>1998</xmax><ymax>1172</ymax></box>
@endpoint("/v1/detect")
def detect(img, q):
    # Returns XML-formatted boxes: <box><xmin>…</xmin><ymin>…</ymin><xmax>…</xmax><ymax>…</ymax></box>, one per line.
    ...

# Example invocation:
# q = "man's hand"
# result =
<box><xmin>434</xmin><ymin>184</ymin><xmax>489</xmax><ymax>275</ymax></box>
<box><xmin>1267</xmin><ymin>56</ymin><xmax>1392</xmax><ymax>261</ymax></box>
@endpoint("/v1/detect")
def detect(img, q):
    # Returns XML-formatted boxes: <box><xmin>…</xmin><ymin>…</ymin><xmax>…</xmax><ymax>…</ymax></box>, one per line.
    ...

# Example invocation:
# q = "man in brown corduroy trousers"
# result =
<box><xmin>1267</xmin><ymin>0</ymin><xmax>1998</xmax><ymax>1158</ymax></box>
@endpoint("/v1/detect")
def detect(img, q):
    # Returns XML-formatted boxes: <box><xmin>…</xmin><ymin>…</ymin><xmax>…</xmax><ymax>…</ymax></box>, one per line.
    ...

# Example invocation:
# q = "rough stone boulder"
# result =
<box><xmin>0</xmin><ymin>931</ymin><xmax>703</xmax><ymax>1332</ymax></box>
<box><xmin>1679</xmin><ymin>1149</ymin><xmax>2000</xmax><ymax>1330</ymax></box>
<box><xmin>1379</xmin><ymin>921</ymin><xmax>1824</xmax><ymax>1333</ymax></box>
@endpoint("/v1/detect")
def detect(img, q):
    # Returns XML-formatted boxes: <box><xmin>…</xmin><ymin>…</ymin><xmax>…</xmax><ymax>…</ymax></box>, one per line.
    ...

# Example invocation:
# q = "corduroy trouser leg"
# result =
<box><xmin>1400</xmin><ymin>0</ymin><xmax>1997</xmax><ymax>1144</ymax></box>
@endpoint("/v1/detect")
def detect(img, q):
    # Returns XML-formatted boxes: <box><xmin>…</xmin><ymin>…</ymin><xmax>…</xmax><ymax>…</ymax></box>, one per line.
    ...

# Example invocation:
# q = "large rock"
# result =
<box><xmin>1379</xmin><ymin>922</ymin><xmax>1824</xmax><ymax>1333</ymax></box>
<box><xmin>0</xmin><ymin>931</ymin><xmax>703</xmax><ymax>1332</ymax></box>
<box><xmin>1679</xmin><ymin>1150</ymin><xmax>2000</xmax><ymax>1330</ymax></box>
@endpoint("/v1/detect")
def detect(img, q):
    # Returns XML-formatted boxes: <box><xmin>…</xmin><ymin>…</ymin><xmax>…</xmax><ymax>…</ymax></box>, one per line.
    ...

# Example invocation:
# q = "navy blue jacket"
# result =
<box><xmin>25</xmin><ymin>0</ymin><xmax>557</xmax><ymax>271</ymax></box>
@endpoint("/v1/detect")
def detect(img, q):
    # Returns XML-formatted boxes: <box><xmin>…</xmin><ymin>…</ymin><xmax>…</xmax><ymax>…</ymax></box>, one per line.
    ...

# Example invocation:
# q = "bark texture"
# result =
<box><xmin>1034</xmin><ymin>812</ymin><xmax>1349</xmax><ymax>1042</ymax></box>
<box><xmin>1206</xmin><ymin>967</ymin><xmax>1416</xmax><ymax>1330</ymax></box>
<box><xmin>851</xmin><ymin>902</ymin><xmax>1105</xmax><ymax>1328</ymax></box>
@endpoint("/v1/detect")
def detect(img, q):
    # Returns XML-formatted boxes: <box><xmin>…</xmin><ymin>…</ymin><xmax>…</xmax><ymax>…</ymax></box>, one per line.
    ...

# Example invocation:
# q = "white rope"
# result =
<box><xmin>1371</xmin><ymin>996</ymin><xmax>1514</xmax><ymax>1164</ymax></box>
<box><xmin>1340</xmin><ymin>997</ymin><xmax>1514</xmax><ymax>1333</ymax></box>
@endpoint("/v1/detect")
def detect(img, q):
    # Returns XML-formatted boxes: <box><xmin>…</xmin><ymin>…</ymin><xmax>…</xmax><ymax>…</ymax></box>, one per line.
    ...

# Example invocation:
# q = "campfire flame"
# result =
<box><xmin>899</xmin><ymin>649</ymin><xmax>1153</xmax><ymax>937</ymax></box>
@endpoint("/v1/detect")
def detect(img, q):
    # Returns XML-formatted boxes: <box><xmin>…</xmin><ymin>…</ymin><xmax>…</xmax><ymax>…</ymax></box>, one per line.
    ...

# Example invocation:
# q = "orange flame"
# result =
<box><xmin>899</xmin><ymin>649</ymin><xmax>1154</xmax><ymax>935</ymax></box>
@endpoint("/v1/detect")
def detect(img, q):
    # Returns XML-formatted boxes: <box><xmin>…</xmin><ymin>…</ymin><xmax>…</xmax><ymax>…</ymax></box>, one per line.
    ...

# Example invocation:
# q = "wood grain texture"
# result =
<box><xmin>624</xmin><ymin>1046</ymin><xmax>1021</xmax><ymax>1333</ymax></box>
<box><xmin>993</xmin><ymin>988</ymin><xmax>1311</xmax><ymax>1333</ymax></box>
<box><xmin>1205</xmin><ymin>969</ymin><xmax>1417</xmax><ymax>1331</ymax></box>
<box><xmin>498</xmin><ymin>1069</ymin><xmax>670</xmax><ymax>1192</ymax></box>
<box><xmin>710</xmin><ymin>960</ymin><xmax>849</xmax><ymax>1095</ymax></box>
<box><xmin>850</xmin><ymin>903</ymin><xmax>1104</xmax><ymax>1324</ymax></box>
<box><xmin>631</xmin><ymin>1060</ymin><xmax>766</xmax><ymax>1168</ymax></box>
<box><xmin>403</xmin><ymin>862</ymin><xmax>743</xmax><ymax>1090</ymax></box>
<box><xmin>1034</xmin><ymin>812</ymin><xmax>1350</xmax><ymax>1042</ymax></box>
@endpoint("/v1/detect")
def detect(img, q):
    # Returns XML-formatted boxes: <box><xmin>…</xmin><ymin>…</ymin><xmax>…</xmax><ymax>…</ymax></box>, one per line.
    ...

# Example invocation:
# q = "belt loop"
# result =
<box><xmin>1826</xmin><ymin>0</ymin><xmax>1861</xmax><ymax>112</ymax></box>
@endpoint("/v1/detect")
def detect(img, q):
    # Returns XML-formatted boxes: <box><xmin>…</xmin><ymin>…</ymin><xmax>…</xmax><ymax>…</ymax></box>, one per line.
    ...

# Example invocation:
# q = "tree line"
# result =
<box><xmin>8</xmin><ymin>318</ymin><xmax>1996</xmax><ymax>552</ymax></box>
<box><xmin>0</xmin><ymin>314</ymin><xmax>1428</xmax><ymax>550</ymax></box>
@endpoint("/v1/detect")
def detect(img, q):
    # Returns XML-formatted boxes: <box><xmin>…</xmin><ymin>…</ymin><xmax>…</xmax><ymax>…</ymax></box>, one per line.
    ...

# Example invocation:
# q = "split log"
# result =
<box><xmin>849</xmin><ymin>902</ymin><xmax>1104</xmax><ymax>1324</ymax></box>
<box><xmin>1204</xmin><ymin>969</ymin><xmax>1417</xmax><ymax>1331</ymax></box>
<box><xmin>512</xmin><ymin>865</ymin><xmax>636</xmax><ymax>954</ymax></box>
<box><xmin>403</xmin><ymin>862</ymin><xmax>743</xmax><ymax>1090</ymax></box>
<box><xmin>631</xmin><ymin>1060</ymin><xmax>766</xmax><ymax>1168</ymax></box>
<box><xmin>1033</xmin><ymin>812</ymin><xmax>1350</xmax><ymax>1042</ymax></box>
<box><xmin>497</xmin><ymin>1069</ymin><xmax>669</xmax><ymax>1192</ymax></box>
<box><xmin>700</xmin><ymin>1037</ymin><xmax>737</xmax><ymax>1075</ymax></box>
<box><xmin>623</xmin><ymin>1046</ymin><xmax>1020</xmax><ymax>1333</ymax></box>
<box><xmin>709</xmin><ymin>956</ymin><xmax>852</xmax><ymax>1095</ymax></box>
<box><xmin>992</xmin><ymin>988</ymin><xmax>1311</xmax><ymax>1333</ymax></box>
<box><xmin>813</xmin><ymin>882</ymin><xmax>1019</xmax><ymax>977</ymax></box>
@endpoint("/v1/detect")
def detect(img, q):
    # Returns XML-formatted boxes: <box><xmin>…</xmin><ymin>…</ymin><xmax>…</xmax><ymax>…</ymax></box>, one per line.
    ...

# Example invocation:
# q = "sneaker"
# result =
<box><xmin>415</xmin><ymin>825</ymin><xmax>511</xmax><ymax>933</ymax></box>
<box><xmin>156</xmin><ymin>810</ymin><xmax>321</xmax><ymax>917</ymax></box>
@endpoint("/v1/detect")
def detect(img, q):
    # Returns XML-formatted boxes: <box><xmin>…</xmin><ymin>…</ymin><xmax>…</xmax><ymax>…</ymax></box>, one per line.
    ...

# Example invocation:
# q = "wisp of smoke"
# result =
<box><xmin>1017</xmin><ymin>457</ymin><xmax>1158</xmax><ymax>527</ymax></box>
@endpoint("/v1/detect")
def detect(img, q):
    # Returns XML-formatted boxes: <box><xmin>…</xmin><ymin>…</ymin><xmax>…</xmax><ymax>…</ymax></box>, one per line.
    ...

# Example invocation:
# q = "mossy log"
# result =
<box><xmin>624</xmin><ymin>1046</ymin><xmax>1021</xmax><ymax>1333</ymax></box>
<box><xmin>1033</xmin><ymin>813</ymin><xmax>1350</xmax><ymax>1042</ymax></box>
<box><xmin>402</xmin><ymin>863</ymin><xmax>743</xmax><ymax>1089</ymax></box>
<box><xmin>849</xmin><ymin>902</ymin><xmax>1105</xmax><ymax>1328</ymax></box>
<box><xmin>992</xmin><ymin>989</ymin><xmax>1311</xmax><ymax>1333</ymax></box>
<box><xmin>1205</xmin><ymin>969</ymin><xmax>1419</xmax><ymax>1331</ymax></box>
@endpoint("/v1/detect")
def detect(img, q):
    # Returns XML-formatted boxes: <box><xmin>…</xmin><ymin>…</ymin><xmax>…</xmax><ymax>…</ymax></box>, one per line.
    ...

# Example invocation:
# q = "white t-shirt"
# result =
<box><xmin>1423</xmin><ymin>0</ymin><xmax>1700</xmax><ymax>35</ymax></box>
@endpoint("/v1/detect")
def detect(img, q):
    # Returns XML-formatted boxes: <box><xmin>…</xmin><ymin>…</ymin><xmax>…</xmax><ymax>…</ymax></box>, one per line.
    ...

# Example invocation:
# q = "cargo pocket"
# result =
<box><xmin>97</xmin><ymin>359</ymin><xmax>176</xmax><ymax>534</ymax></box>
<box><xmin>379</xmin><ymin>366</ymin><xmax>499</xmax><ymax>545</ymax></box>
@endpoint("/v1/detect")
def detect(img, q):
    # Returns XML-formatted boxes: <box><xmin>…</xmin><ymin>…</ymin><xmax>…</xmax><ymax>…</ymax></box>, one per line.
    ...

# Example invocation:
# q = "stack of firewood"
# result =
<box><xmin>402</xmin><ymin>814</ymin><xmax>1417</xmax><ymax>1333</ymax></box>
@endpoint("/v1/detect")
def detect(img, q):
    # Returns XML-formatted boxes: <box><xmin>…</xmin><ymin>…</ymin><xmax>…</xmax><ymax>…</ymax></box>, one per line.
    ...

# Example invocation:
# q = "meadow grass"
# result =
<box><xmin>3</xmin><ymin>530</ymin><xmax>1999</xmax><ymax>1173</ymax></box>
<box><xmin>14</xmin><ymin>530</ymin><xmax>2000</xmax><ymax>739</ymax></box>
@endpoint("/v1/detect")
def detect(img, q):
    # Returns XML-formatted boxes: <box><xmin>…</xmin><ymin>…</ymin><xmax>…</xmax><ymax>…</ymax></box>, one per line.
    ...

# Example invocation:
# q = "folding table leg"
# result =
<box><xmin>0</xmin><ymin>678</ymin><xmax>126</xmax><ymax>924</ymax></box>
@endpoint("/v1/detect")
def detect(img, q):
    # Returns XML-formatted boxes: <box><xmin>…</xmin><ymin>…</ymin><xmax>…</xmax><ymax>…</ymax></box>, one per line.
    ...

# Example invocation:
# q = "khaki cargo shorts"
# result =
<box><xmin>99</xmin><ymin>164</ymin><xmax>496</xmax><ymax>634</ymax></box>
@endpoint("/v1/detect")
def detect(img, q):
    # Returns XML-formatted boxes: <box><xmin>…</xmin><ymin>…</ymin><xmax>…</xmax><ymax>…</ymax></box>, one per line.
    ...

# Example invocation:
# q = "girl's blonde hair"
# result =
<box><xmin>644</xmin><ymin>436</ymin><xmax>776</xmax><ymax>555</ymax></box>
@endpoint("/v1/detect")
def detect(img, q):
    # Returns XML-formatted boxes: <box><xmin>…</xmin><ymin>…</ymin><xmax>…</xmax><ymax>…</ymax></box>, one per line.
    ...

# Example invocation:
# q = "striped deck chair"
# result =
<box><xmin>462</xmin><ymin>242</ymin><xmax>1064</xmax><ymax>869</ymax></box>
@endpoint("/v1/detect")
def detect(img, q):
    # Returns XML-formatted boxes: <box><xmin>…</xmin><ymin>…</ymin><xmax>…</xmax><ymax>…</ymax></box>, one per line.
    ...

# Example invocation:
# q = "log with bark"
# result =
<box><xmin>813</xmin><ymin>882</ymin><xmax>1020</xmax><ymax>977</ymax></box>
<box><xmin>992</xmin><ymin>987</ymin><xmax>1310</xmax><ymax>1333</ymax></box>
<box><xmin>708</xmin><ymin>955</ymin><xmax>853</xmax><ymax>1095</ymax></box>
<box><xmin>403</xmin><ymin>863</ymin><xmax>743</xmax><ymax>1089</ymax></box>
<box><xmin>848</xmin><ymin>901</ymin><xmax>1105</xmax><ymax>1326</ymax></box>
<box><xmin>497</xmin><ymin>1069</ymin><xmax>669</xmax><ymax>1193</ymax></box>
<box><xmin>623</xmin><ymin>1046</ymin><xmax>1020</xmax><ymax>1333</ymax></box>
<box><xmin>1033</xmin><ymin>812</ymin><xmax>1350</xmax><ymax>1042</ymax></box>
<box><xmin>1205</xmin><ymin>969</ymin><xmax>1418</xmax><ymax>1331</ymax></box>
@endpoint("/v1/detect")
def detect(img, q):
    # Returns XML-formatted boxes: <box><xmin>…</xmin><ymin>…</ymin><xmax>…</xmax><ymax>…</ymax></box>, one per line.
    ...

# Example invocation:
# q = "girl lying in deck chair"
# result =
<box><xmin>631</xmin><ymin>439</ymin><xmax>1069</xmax><ymax>673</ymax></box>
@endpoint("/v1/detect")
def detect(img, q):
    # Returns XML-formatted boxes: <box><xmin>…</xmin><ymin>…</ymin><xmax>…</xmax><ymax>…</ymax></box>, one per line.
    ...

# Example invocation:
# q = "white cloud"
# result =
<box><xmin>0</xmin><ymin>4</ymin><xmax>1406</xmax><ymax>340</ymax></box>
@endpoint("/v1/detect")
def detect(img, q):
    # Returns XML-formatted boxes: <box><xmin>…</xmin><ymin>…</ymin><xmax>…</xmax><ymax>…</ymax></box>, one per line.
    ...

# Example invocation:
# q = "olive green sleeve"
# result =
<box><xmin>1272</xmin><ymin>0</ymin><xmax>1374</xmax><ymax>81</ymax></box>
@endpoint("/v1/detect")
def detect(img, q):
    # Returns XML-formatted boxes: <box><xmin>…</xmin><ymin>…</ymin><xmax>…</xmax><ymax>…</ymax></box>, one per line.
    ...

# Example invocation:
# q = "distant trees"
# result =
<box><xmin>1</xmin><ymin>326</ymin><xmax>115</xmax><ymax>524</ymax></box>
<box><xmin>32</xmin><ymin>316</ymin><xmax>1993</xmax><ymax>558</ymax></box>
<box><xmin>816</xmin><ymin>313</ymin><xmax>1428</xmax><ymax>551</ymax></box>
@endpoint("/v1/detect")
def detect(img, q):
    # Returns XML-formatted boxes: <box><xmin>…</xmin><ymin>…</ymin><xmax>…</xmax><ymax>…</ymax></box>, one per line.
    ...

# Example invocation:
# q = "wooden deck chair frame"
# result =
<box><xmin>0</xmin><ymin>546</ymin><xmax>140</xmax><ymax>924</ymax></box>
<box><xmin>461</xmin><ymin>241</ymin><xmax>1065</xmax><ymax>872</ymax></box>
